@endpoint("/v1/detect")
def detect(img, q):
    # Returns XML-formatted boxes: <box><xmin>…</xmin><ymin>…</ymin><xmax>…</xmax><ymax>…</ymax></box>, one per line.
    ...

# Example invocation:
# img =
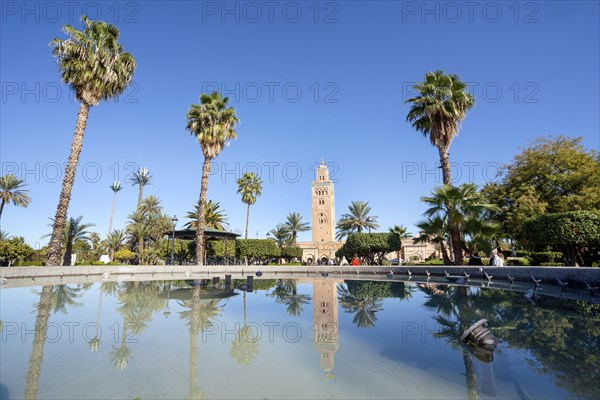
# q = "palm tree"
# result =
<box><xmin>0</xmin><ymin>230</ymin><xmax>10</xmax><ymax>240</ymax></box>
<box><xmin>107</xmin><ymin>181</ymin><xmax>122</xmax><ymax>235</ymax></box>
<box><xmin>283</xmin><ymin>282</ymin><xmax>311</xmax><ymax>316</ymax></box>
<box><xmin>130</xmin><ymin>167</ymin><xmax>152</xmax><ymax>209</ymax></box>
<box><xmin>388</xmin><ymin>225</ymin><xmax>412</xmax><ymax>263</ymax></box>
<box><xmin>414</xmin><ymin>217</ymin><xmax>452</xmax><ymax>265</ymax></box>
<box><xmin>44</xmin><ymin>216</ymin><xmax>95</xmax><ymax>266</ymax></box>
<box><xmin>237</xmin><ymin>172</ymin><xmax>263</xmax><ymax>240</ymax></box>
<box><xmin>335</xmin><ymin>201</ymin><xmax>379</xmax><ymax>240</ymax></box>
<box><xmin>282</xmin><ymin>212</ymin><xmax>310</xmax><ymax>243</ymax></box>
<box><xmin>126</xmin><ymin>209</ymin><xmax>148</xmax><ymax>264</ymax></box>
<box><xmin>184</xmin><ymin>200</ymin><xmax>228</xmax><ymax>230</ymax></box>
<box><xmin>405</xmin><ymin>70</ymin><xmax>475</xmax><ymax>186</ymax></box>
<box><xmin>106</xmin><ymin>229</ymin><xmax>126</xmax><ymax>261</ymax></box>
<box><xmin>45</xmin><ymin>16</ymin><xmax>135</xmax><ymax>266</ymax></box>
<box><xmin>268</xmin><ymin>226</ymin><xmax>290</xmax><ymax>248</ymax></box>
<box><xmin>0</xmin><ymin>174</ymin><xmax>31</xmax><ymax>220</ymax></box>
<box><xmin>186</xmin><ymin>92</ymin><xmax>239</xmax><ymax>264</ymax></box>
<box><xmin>421</xmin><ymin>184</ymin><xmax>499</xmax><ymax>265</ymax></box>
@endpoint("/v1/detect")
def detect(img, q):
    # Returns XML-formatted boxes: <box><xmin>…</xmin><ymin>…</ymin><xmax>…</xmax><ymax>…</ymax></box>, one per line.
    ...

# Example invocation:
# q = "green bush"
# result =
<box><xmin>419</xmin><ymin>259</ymin><xmax>444</xmax><ymax>265</ymax></box>
<box><xmin>522</xmin><ymin>211</ymin><xmax>600</xmax><ymax>266</ymax></box>
<box><xmin>336</xmin><ymin>233</ymin><xmax>400</xmax><ymax>263</ymax></box>
<box><xmin>236</xmin><ymin>239</ymin><xmax>280</xmax><ymax>260</ymax></box>
<box><xmin>16</xmin><ymin>261</ymin><xmax>45</xmax><ymax>266</ymax></box>
<box><xmin>540</xmin><ymin>262</ymin><xmax>566</xmax><ymax>267</ymax></box>
<box><xmin>505</xmin><ymin>257</ymin><xmax>530</xmax><ymax>266</ymax></box>
<box><xmin>280</xmin><ymin>246</ymin><xmax>303</xmax><ymax>259</ymax></box>
<box><xmin>530</xmin><ymin>252</ymin><xmax>564</xmax><ymax>265</ymax></box>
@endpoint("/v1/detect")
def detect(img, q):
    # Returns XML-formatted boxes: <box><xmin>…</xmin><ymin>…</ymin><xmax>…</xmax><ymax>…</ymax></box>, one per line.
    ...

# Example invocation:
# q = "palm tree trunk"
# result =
<box><xmin>188</xmin><ymin>285</ymin><xmax>201</xmax><ymax>398</ymax></box>
<box><xmin>46</xmin><ymin>102</ymin><xmax>90</xmax><ymax>266</ymax></box>
<box><xmin>450</xmin><ymin>223</ymin><xmax>463</xmax><ymax>265</ymax></box>
<box><xmin>25</xmin><ymin>285</ymin><xmax>53</xmax><ymax>400</ymax></box>
<box><xmin>438</xmin><ymin>145</ymin><xmax>452</xmax><ymax>186</ymax></box>
<box><xmin>136</xmin><ymin>185</ymin><xmax>144</xmax><ymax>209</ymax></box>
<box><xmin>138</xmin><ymin>235</ymin><xmax>144</xmax><ymax>264</ymax></box>
<box><xmin>0</xmin><ymin>200</ymin><xmax>5</xmax><ymax>219</ymax></box>
<box><xmin>195</xmin><ymin>157</ymin><xmax>212</xmax><ymax>264</ymax></box>
<box><xmin>245</xmin><ymin>203</ymin><xmax>250</xmax><ymax>239</ymax></box>
<box><xmin>62</xmin><ymin>241</ymin><xmax>73</xmax><ymax>266</ymax></box>
<box><xmin>108</xmin><ymin>191</ymin><xmax>117</xmax><ymax>235</ymax></box>
<box><xmin>439</xmin><ymin>241</ymin><xmax>452</xmax><ymax>265</ymax></box>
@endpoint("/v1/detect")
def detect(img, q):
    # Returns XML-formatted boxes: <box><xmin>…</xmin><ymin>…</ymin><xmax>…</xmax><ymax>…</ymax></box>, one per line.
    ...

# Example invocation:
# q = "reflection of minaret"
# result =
<box><xmin>312</xmin><ymin>279</ymin><xmax>340</xmax><ymax>373</ymax></box>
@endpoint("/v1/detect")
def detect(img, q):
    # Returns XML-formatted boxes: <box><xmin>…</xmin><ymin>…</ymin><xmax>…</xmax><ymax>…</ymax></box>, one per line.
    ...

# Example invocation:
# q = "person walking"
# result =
<box><xmin>490</xmin><ymin>249</ymin><xmax>504</xmax><ymax>266</ymax></box>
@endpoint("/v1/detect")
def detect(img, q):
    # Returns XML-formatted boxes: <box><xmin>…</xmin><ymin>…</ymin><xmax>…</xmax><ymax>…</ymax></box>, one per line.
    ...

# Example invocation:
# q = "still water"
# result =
<box><xmin>1</xmin><ymin>279</ymin><xmax>598</xmax><ymax>400</ymax></box>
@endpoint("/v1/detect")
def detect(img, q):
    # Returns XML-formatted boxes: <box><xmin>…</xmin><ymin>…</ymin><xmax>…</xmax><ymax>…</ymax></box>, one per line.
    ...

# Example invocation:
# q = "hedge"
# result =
<box><xmin>236</xmin><ymin>239</ymin><xmax>281</xmax><ymax>259</ymax></box>
<box><xmin>336</xmin><ymin>233</ymin><xmax>400</xmax><ymax>263</ymax></box>
<box><xmin>530</xmin><ymin>252</ymin><xmax>564</xmax><ymax>265</ymax></box>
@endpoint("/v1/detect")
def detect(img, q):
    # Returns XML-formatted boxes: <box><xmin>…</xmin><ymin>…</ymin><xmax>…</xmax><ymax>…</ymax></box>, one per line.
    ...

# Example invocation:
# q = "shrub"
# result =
<box><xmin>336</xmin><ymin>233</ymin><xmax>400</xmax><ymax>264</ymax></box>
<box><xmin>540</xmin><ymin>262</ymin><xmax>566</xmax><ymax>267</ymax></box>
<box><xmin>419</xmin><ymin>259</ymin><xmax>444</xmax><ymax>265</ymax></box>
<box><xmin>530</xmin><ymin>252</ymin><xmax>564</xmax><ymax>265</ymax></box>
<box><xmin>236</xmin><ymin>239</ymin><xmax>280</xmax><ymax>262</ymax></box>
<box><xmin>114</xmin><ymin>249</ymin><xmax>136</xmax><ymax>263</ymax></box>
<box><xmin>16</xmin><ymin>261</ymin><xmax>44</xmax><ymax>266</ymax></box>
<box><xmin>280</xmin><ymin>246</ymin><xmax>303</xmax><ymax>259</ymax></box>
<box><xmin>522</xmin><ymin>211</ymin><xmax>600</xmax><ymax>266</ymax></box>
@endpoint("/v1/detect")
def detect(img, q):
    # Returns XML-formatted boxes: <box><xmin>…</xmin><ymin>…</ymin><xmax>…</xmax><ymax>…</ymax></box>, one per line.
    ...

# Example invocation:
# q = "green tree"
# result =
<box><xmin>483</xmin><ymin>136</ymin><xmax>600</xmax><ymax>239</ymax></box>
<box><xmin>186</xmin><ymin>92</ymin><xmax>239</xmax><ymax>264</ymax></box>
<box><xmin>405</xmin><ymin>70</ymin><xmax>475</xmax><ymax>186</ymax></box>
<box><xmin>337</xmin><ymin>284</ymin><xmax>384</xmax><ymax>328</ymax></box>
<box><xmin>421</xmin><ymin>184</ymin><xmax>499</xmax><ymax>265</ymax></box>
<box><xmin>44</xmin><ymin>216</ymin><xmax>95</xmax><ymax>266</ymax></box>
<box><xmin>46</xmin><ymin>16</ymin><xmax>135</xmax><ymax>266</ymax></box>
<box><xmin>414</xmin><ymin>217</ymin><xmax>451</xmax><ymax>265</ymax></box>
<box><xmin>130</xmin><ymin>168</ymin><xmax>152</xmax><ymax>209</ymax></box>
<box><xmin>0</xmin><ymin>236</ymin><xmax>34</xmax><ymax>266</ymax></box>
<box><xmin>107</xmin><ymin>181</ymin><xmax>122</xmax><ymax>235</ymax></box>
<box><xmin>336</xmin><ymin>233</ymin><xmax>400</xmax><ymax>265</ymax></box>
<box><xmin>237</xmin><ymin>172</ymin><xmax>263</xmax><ymax>239</ymax></box>
<box><xmin>282</xmin><ymin>212</ymin><xmax>310</xmax><ymax>243</ymax></box>
<box><xmin>0</xmin><ymin>174</ymin><xmax>31</xmax><ymax>220</ymax></box>
<box><xmin>126</xmin><ymin>196</ymin><xmax>172</xmax><ymax>264</ymax></box>
<box><xmin>184</xmin><ymin>200</ymin><xmax>228</xmax><ymax>230</ymax></box>
<box><xmin>336</xmin><ymin>201</ymin><xmax>379</xmax><ymax>240</ymax></box>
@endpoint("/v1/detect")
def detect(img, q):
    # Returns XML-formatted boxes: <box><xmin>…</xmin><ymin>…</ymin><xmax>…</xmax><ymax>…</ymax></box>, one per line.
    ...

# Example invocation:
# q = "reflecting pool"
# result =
<box><xmin>1</xmin><ymin>279</ymin><xmax>599</xmax><ymax>399</ymax></box>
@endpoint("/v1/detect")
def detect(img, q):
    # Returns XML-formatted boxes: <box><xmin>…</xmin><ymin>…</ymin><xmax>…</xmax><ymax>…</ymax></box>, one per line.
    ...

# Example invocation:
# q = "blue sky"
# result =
<box><xmin>1</xmin><ymin>1</ymin><xmax>599</xmax><ymax>247</ymax></box>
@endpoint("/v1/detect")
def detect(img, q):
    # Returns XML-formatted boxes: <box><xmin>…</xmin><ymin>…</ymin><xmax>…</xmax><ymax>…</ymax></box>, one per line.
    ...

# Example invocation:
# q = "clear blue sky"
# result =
<box><xmin>1</xmin><ymin>1</ymin><xmax>599</xmax><ymax>247</ymax></box>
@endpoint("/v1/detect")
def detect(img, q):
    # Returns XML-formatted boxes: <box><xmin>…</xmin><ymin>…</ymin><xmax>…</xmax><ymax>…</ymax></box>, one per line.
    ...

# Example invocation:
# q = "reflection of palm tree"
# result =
<box><xmin>230</xmin><ymin>291</ymin><xmax>259</xmax><ymax>366</ymax></box>
<box><xmin>25</xmin><ymin>286</ymin><xmax>52</xmax><ymax>400</ymax></box>
<box><xmin>110</xmin><ymin>322</ymin><xmax>132</xmax><ymax>371</ymax></box>
<box><xmin>178</xmin><ymin>285</ymin><xmax>223</xmax><ymax>399</ymax></box>
<box><xmin>421</xmin><ymin>285</ymin><xmax>479</xmax><ymax>399</ymax></box>
<box><xmin>268</xmin><ymin>280</ymin><xmax>311</xmax><ymax>316</ymax></box>
<box><xmin>337</xmin><ymin>284</ymin><xmax>383</xmax><ymax>328</ymax></box>
<box><xmin>50</xmin><ymin>285</ymin><xmax>82</xmax><ymax>314</ymax></box>
<box><xmin>90</xmin><ymin>285</ymin><xmax>103</xmax><ymax>352</ymax></box>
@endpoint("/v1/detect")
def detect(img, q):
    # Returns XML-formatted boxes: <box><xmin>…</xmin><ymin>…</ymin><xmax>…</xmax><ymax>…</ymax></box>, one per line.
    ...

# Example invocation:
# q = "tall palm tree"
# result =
<box><xmin>184</xmin><ymin>200</ymin><xmax>228</xmax><ymax>230</ymax></box>
<box><xmin>46</xmin><ymin>16</ymin><xmax>136</xmax><ymax>266</ymax></box>
<box><xmin>130</xmin><ymin>167</ymin><xmax>152</xmax><ymax>209</ymax></box>
<box><xmin>126</xmin><ymin>209</ymin><xmax>148</xmax><ymax>264</ymax></box>
<box><xmin>268</xmin><ymin>226</ymin><xmax>290</xmax><ymax>247</ymax></box>
<box><xmin>107</xmin><ymin>181</ymin><xmax>122</xmax><ymax>235</ymax></box>
<box><xmin>335</xmin><ymin>201</ymin><xmax>379</xmax><ymax>240</ymax></box>
<box><xmin>405</xmin><ymin>70</ymin><xmax>474</xmax><ymax>186</ymax></box>
<box><xmin>388</xmin><ymin>225</ymin><xmax>412</xmax><ymax>263</ymax></box>
<box><xmin>237</xmin><ymin>172</ymin><xmax>262</xmax><ymax>240</ymax></box>
<box><xmin>0</xmin><ymin>174</ymin><xmax>31</xmax><ymax>220</ymax></box>
<box><xmin>421</xmin><ymin>184</ymin><xmax>499</xmax><ymax>265</ymax></box>
<box><xmin>282</xmin><ymin>212</ymin><xmax>310</xmax><ymax>243</ymax></box>
<box><xmin>186</xmin><ymin>92</ymin><xmax>239</xmax><ymax>264</ymax></box>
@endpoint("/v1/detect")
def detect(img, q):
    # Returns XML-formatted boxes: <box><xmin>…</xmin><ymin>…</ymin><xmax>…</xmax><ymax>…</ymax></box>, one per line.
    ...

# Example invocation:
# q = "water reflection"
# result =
<box><xmin>5</xmin><ymin>278</ymin><xmax>599</xmax><ymax>400</ymax></box>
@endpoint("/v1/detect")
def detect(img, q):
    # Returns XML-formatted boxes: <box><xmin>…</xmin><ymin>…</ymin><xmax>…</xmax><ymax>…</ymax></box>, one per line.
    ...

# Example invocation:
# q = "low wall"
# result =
<box><xmin>1</xmin><ymin>264</ymin><xmax>599</xmax><ymax>288</ymax></box>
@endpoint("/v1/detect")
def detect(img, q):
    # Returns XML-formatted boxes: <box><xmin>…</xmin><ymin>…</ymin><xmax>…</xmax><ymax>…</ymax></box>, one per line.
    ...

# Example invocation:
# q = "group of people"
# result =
<box><xmin>468</xmin><ymin>249</ymin><xmax>504</xmax><ymax>266</ymax></box>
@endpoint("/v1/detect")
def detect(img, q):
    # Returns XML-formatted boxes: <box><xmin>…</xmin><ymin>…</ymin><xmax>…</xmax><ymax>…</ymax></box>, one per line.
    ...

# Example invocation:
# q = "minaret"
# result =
<box><xmin>312</xmin><ymin>161</ymin><xmax>335</xmax><ymax>243</ymax></box>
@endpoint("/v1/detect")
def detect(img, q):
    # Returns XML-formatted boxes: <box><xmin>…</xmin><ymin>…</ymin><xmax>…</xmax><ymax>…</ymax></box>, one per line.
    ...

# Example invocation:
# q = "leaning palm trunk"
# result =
<box><xmin>245</xmin><ymin>204</ymin><xmax>251</xmax><ymax>239</ymax></box>
<box><xmin>108</xmin><ymin>191</ymin><xmax>118</xmax><ymax>235</ymax></box>
<box><xmin>25</xmin><ymin>285</ymin><xmax>53</xmax><ymax>400</ymax></box>
<box><xmin>195</xmin><ymin>157</ymin><xmax>212</xmax><ymax>264</ymax></box>
<box><xmin>439</xmin><ymin>241</ymin><xmax>452</xmax><ymax>265</ymax></box>
<box><xmin>62</xmin><ymin>241</ymin><xmax>73</xmax><ymax>266</ymax></box>
<box><xmin>0</xmin><ymin>200</ymin><xmax>5</xmax><ymax>219</ymax></box>
<box><xmin>46</xmin><ymin>102</ymin><xmax>90</xmax><ymax>266</ymax></box>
